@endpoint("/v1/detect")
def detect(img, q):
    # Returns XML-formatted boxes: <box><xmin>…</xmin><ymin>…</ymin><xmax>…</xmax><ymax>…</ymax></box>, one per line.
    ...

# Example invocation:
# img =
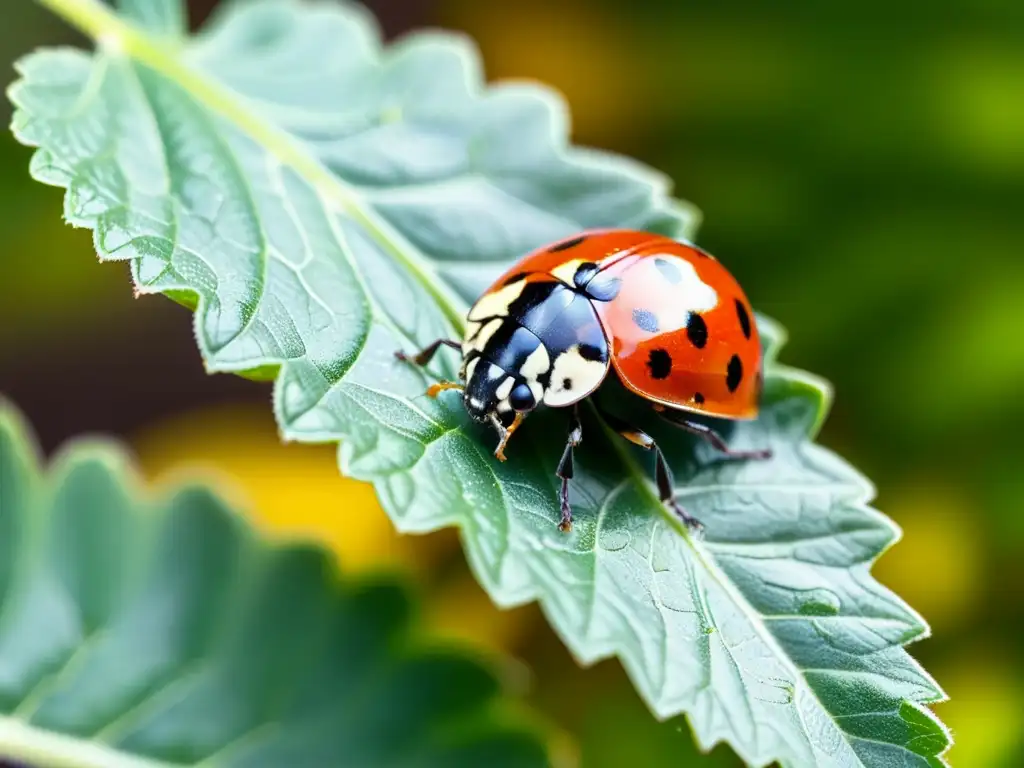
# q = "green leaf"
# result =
<box><xmin>9</xmin><ymin>0</ymin><xmax>950</xmax><ymax>765</ymax></box>
<box><xmin>0</xmin><ymin>398</ymin><xmax>550</xmax><ymax>768</ymax></box>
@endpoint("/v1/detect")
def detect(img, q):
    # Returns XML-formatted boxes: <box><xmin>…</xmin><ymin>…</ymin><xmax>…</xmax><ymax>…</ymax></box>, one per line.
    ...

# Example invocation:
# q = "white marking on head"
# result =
<box><xmin>495</xmin><ymin>376</ymin><xmax>515</xmax><ymax>400</ymax></box>
<box><xmin>543</xmin><ymin>345</ymin><xmax>609</xmax><ymax>407</ymax></box>
<box><xmin>467</xmin><ymin>278</ymin><xmax>527</xmax><ymax>322</ymax></box>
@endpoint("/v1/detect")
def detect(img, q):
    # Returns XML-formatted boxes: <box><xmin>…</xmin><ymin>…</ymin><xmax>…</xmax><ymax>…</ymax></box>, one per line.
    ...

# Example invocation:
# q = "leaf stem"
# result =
<box><xmin>34</xmin><ymin>0</ymin><xmax>469</xmax><ymax>334</ymax></box>
<box><xmin>36</xmin><ymin>0</ymin><xmax>123</xmax><ymax>42</ymax></box>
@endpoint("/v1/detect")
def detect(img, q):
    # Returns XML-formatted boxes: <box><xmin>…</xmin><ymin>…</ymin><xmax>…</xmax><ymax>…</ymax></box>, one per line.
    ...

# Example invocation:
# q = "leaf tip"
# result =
<box><xmin>0</xmin><ymin>396</ymin><xmax>41</xmax><ymax>467</ymax></box>
<box><xmin>47</xmin><ymin>433</ymin><xmax>142</xmax><ymax>492</ymax></box>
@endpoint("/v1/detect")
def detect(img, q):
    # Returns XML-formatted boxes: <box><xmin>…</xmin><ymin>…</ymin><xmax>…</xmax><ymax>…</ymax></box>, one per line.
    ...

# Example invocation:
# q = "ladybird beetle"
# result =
<box><xmin>396</xmin><ymin>229</ymin><xmax>771</xmax><ymax>532</ymax></box>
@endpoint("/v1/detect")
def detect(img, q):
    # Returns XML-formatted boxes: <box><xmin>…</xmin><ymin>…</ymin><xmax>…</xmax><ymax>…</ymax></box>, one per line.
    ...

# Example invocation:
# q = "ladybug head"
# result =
<box><xmin>463</xmin><ymin>358</ymin><xmax>538</xmax><ymax>427</ymax></box>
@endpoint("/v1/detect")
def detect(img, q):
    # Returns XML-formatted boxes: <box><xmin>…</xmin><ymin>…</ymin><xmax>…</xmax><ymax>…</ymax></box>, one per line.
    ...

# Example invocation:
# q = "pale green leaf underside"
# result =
<box><xmin>118</xmin><ymin>0</ymin><xmax>184</xmax><ymax>37</ymax></box>
<box><xmin>9</xmin><ymin>0</ymin><xmax>950</xmax><ymax>765</ymax></box>
<box><xmin>0</xmin><ymin>400</ymin><xmax>549</xmax><ymax>768</ymax></box>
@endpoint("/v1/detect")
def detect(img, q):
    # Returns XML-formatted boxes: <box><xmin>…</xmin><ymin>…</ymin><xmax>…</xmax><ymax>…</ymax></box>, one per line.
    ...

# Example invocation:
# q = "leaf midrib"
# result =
<box><xmin>36</xmin><ymin>0</ymin><xmax>469</xmax><ymax>335</ymax></box>
<box><xmin>0</xmin><ymin>715</ymin><xmax>172</xmax><ymax>768</ymax></box>
<box><xmin>594</xmin><ymin>409</ymin><xmax>870</xmax><ymax>766</ymax></box>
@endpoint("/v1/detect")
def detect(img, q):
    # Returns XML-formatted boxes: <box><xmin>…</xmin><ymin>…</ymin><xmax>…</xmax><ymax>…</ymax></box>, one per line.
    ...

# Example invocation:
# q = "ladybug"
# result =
<box><xmin>396</xmin><ymin>229</ymin><xmax>771</xmax><ymax>532</ymax></box>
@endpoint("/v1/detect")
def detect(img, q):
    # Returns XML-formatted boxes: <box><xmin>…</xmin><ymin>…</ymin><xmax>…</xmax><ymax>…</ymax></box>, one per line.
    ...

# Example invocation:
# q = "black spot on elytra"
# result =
<box><xmin>573</xmin><ymin>262</ymin><xmax>600</xmax><ymax>289</ymax></box>
<box><xmin>549</xmin><ymin>235</ymin><xmax>586</xmax><ymax>252</ymax></box>
<box><xmin>647</xmin><ymin>348</ymin><xmax>672</xmax><ymax>380</ymax></box>
<box><xmin>501</xmin><ymin>271</ymin><xmax>529</xmax><ymax>287</ymax></box>
<box><xmin>693</xmin><ymin>392</ymin><xmax>705</xmax><ymax>405</ymax></box>
<box><xmin>726</xmin><ymin>354</ymin><xmax>743</xmax><ymax>392</ymax></box>
<box><xmin>585</xmin><ymin>274</ymin><xmax>621</xmax><ymax>302</ymax></box>
<box><xmin>579</xmin><ymin>342</ymin><xmax>607</xmax><ymax>362</ymax></box>
<box><xmin>735</xmin><ymin>299</ymin><xmax>752</xmax><ymax>340</ymax></box>
<box><xmin>562</xmin><ymin>377</ymin><xmax>573</xmax><ymax>390</ymax></box>
<box><xmin>686</xmin><ymin>313</ymin><xmax>708</xmax><ymax>349</ymax></box>
<box><xmin>654</xmin><ymin>257</ymin><xmax>682</xmax><ymax>284</ymax></box>
<box><xmin>632</xmin><ymin>308</ymin><xmax>659</xmax><ymax>333</ymax></box>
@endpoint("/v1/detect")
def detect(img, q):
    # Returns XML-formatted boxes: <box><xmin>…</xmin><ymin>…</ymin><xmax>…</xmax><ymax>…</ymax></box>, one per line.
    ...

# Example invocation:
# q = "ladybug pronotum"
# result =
<box><xmin>396</xmin><ymin>230</ymin><xmax>771</xmax><ymax>532</ymax></box>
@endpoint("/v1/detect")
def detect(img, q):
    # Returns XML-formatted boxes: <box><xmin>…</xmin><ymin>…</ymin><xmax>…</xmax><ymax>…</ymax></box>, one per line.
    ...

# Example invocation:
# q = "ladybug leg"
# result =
<box><xmin>394</xmin><ymin>338</ymin><xmax>461</xmax><ymax>367</ymax></box>
<box><xmin>595</xmin><ymin>407</ymin><xmax>704</xmax><ymax>534</ymax></box>
<box><xmin>555</xmin><ymin>405</ymin><xmax>583</xmax><ymax>533</ymax></box>
<box><xmin>657</xmin><ymin>412</ymin><xmax>771</xmax><ymax>461</ymax></box>
<box><xmin>489</xmin><ymin>412</ymin><xmax>525</xmax><ymax>462</ymax></box>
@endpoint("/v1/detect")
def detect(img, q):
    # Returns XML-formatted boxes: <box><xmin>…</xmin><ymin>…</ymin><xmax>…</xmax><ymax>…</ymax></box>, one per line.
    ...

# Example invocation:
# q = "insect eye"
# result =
<box><xmin>509</xmin><ymin>382</ymin><xmax>536</xmax><ymax>412</ymax></box>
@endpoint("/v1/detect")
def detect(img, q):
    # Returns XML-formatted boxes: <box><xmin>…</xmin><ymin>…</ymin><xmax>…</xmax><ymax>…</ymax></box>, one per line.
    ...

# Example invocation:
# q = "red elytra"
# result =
<box><xmin>485</xmin><ymin>229</ymin><xmax>763</xmax><ymax>420</ymax></box>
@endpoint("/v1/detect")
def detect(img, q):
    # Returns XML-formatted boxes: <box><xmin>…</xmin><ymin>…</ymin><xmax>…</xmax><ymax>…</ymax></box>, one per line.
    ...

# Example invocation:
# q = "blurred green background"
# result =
<box><xmin>2</xmin><ymin>0</ymin><xmax>1022</xmax><ymax>765</ymax></box>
